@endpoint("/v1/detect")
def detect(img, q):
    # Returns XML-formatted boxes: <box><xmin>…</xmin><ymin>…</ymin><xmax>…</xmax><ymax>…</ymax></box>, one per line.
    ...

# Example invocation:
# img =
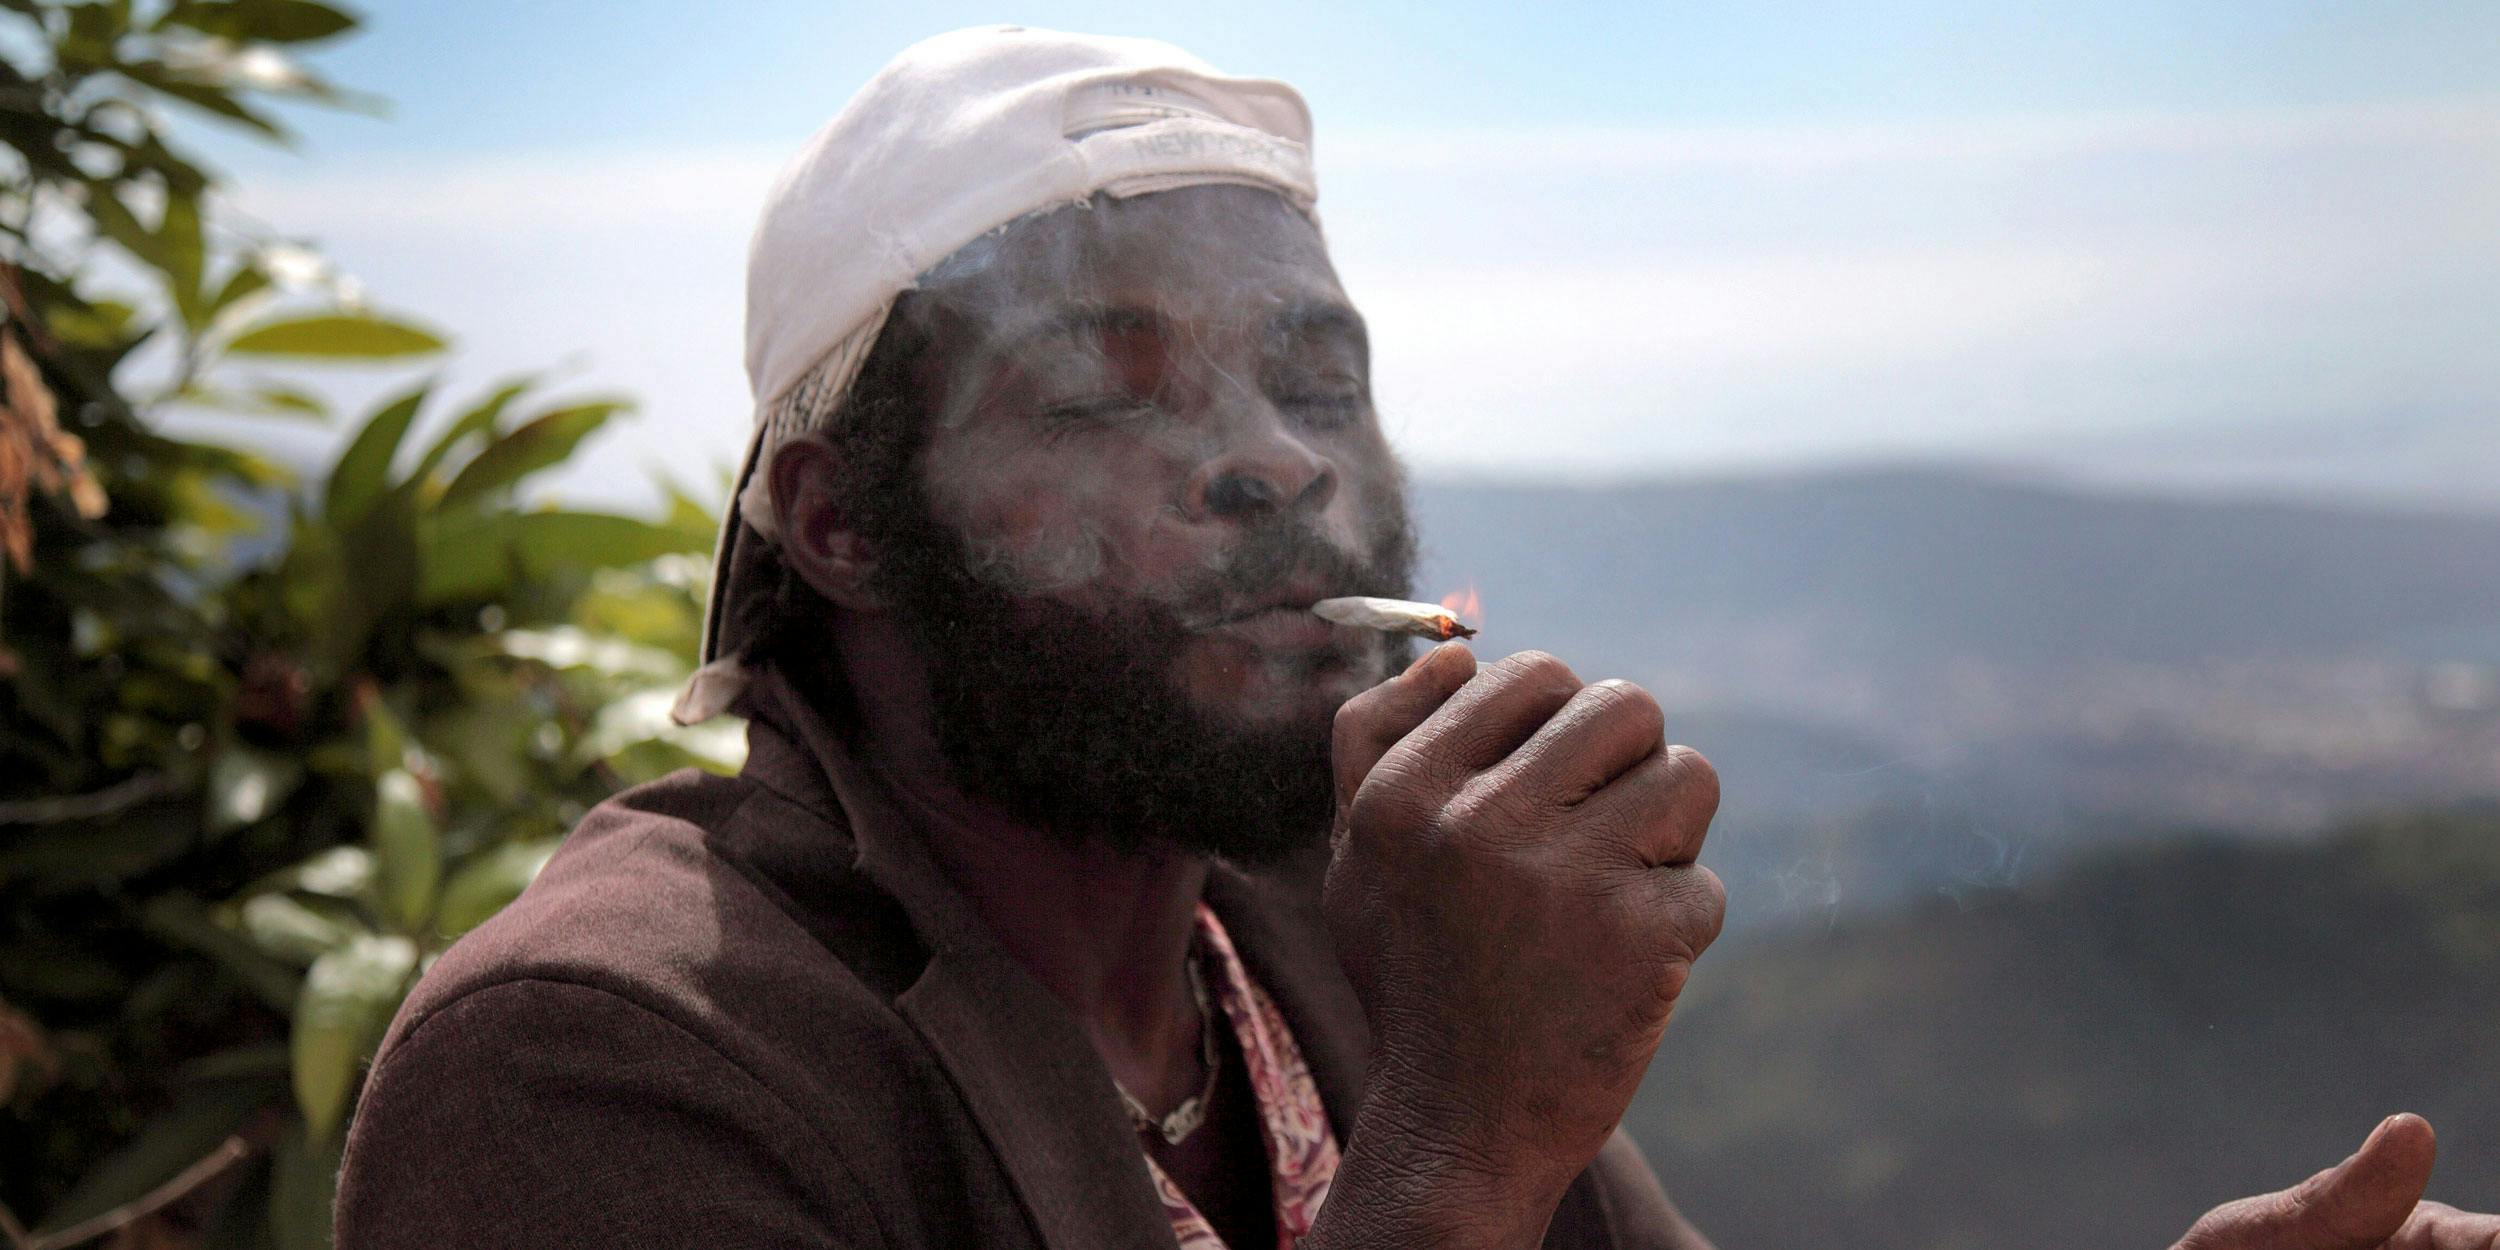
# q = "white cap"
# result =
<box><xmin>675</xmin><ymin>26</ymin><xmax>1320</xmax><ymax>724</ymax></box>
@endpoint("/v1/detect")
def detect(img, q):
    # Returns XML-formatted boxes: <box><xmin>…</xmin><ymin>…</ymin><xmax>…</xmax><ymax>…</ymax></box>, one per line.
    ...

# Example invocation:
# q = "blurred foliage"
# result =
<box><xmin>1</xmin><ymin>2</ymin><xmax>735</xmax><ymax>1246</ymax></box>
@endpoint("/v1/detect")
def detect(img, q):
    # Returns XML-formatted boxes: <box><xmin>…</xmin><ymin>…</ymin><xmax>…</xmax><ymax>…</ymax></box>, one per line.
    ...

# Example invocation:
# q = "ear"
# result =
<box><xmin>767</xmin><ymin>434</ymin><xmax>886</xmax><ymax>612</ymax></box>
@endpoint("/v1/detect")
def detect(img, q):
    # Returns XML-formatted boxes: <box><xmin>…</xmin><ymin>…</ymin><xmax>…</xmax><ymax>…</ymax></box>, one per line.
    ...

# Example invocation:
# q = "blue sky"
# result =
<box><xmin>193</xmin><ymin>3</ymin><xmax>2500</xmax><ymax>510</ymax></box>
<box><xmin>239</xmin><ymin>1</ymin><xmax>2500</xmax><ymax>156</ymax></box>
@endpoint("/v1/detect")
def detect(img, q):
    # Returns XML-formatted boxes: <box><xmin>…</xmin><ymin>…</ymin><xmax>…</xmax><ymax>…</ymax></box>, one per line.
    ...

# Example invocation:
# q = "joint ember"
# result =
<box><xmin>1309</xmin><ymin>596</ymin><xmax>1480</xmax><ymax>640</ymax></box>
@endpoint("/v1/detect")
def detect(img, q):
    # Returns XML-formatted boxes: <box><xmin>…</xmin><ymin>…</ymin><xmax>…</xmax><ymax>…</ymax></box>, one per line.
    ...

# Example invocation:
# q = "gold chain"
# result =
<box><xmin>1116</xmin><ymin>947</ymin><xmax>1221</xmax><ymax>1146</ymax></box>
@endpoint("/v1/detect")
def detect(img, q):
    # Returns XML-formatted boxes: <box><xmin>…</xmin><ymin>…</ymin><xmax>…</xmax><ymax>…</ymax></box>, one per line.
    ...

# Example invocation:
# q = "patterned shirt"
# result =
<box><xmin>1142</xmin><ymin>903</ymin><xmax>1342</xmax><ymax>1250</ymax></box>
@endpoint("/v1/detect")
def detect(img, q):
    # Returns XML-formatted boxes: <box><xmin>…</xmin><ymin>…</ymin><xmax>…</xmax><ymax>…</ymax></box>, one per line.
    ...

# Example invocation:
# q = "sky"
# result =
<box><xmin>189</xmin><ymin>1</ymin><xmax>2500</xmax><ymax>512</ymax></box>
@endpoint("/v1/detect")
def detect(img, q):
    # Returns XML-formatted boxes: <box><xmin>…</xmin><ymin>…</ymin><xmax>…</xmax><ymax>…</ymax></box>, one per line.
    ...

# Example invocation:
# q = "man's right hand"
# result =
<box><xmin>1310</xmin><ymin>643</ymin><xmax>1726</xmax><ymax>1248</ymax></box>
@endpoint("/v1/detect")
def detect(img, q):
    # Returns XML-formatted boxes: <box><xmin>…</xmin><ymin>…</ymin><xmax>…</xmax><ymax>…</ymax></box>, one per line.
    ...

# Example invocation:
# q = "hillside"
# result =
<box><xmin>1620</xmin><ymin>804</ymin><xmax>2500</xmax><ymax>1250</ymax></box>
<box><xmin>1410</xmin><ymin>469</ymin><xmax>2500</xmax><ymax>922</ymax></box>
<box><xmin>1412</xmin><ymin>467</ymin><xmax>2500</xmax><ymax>672</ymax></box>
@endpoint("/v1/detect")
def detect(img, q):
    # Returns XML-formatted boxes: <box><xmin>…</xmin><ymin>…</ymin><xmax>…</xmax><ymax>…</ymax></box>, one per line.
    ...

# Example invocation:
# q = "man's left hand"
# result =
<box><xmin>2173</xmin><ymin>1114</ymin><xmax>2500</xmax><ymax>1249</ymax></box>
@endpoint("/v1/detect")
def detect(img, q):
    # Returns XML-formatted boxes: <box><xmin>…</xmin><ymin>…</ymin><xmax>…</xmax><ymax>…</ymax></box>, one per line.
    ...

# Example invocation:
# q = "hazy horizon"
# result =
<box><xmin>162</xmin><ymin>3</ymin><xmax>2499</xmax><ymax>515</ymax></box>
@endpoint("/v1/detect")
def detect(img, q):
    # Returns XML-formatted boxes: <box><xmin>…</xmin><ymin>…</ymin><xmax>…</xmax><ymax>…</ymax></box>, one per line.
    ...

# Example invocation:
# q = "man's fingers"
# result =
<box><xmin>2175</xmin><ymin>1114</ymin><xmax>2438</xmax><ymax>1250</ymax></box>
<box><xmin>1499</xmin><ymin>678</ymin><xmax>1666</xmax><ymax>804</ymax></box>
<box><xmin>1580</xmin><ymin>745</ymin><xmax>1720</xmax><ymax>867</ymax></box>
<box><xmin>1332</xmin><ymin>642</ymin><xmax>1476</xmax><ymax>811</ymax></box>
<box><xmin>1401</xmin><ymin>650</ymin><xmax>1583</xmax><ymax>777</ymax></box>
<box><xmin>2275</xmin><ymin>1114</ymin><xmax>2436</xmax><ymax>1250</ymax></box>
<box><xmin>1343</xmin><ymin>650</ymin><xmax>1581</xmax><ymax>815</ymax></box>
<box><xmin>2386</xmin><ymin>1200</ymin><xmax>2500</xmax><ymax>1250</ymax></box>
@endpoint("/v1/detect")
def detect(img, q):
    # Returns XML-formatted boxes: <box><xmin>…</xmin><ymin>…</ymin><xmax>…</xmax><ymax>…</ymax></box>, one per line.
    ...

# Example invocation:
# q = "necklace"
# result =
<box><xmin>1116</xmin><ymin>947</ymin><xmax>1221</xmax><ymax>1146</ymax></box>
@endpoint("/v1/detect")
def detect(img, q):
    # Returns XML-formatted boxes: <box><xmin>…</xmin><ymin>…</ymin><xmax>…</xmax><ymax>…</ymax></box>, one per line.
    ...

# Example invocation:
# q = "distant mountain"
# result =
<box><xmin>1622</xmin><ymin>804</ymin><xmax>2500</xmax><ymax>1250</ymax></box>
<box><xmin>1412</xmin><ymin>466</ymin><xmax>2500</xmax><ymax>673</ymax></box>
<box><xmin>2008</xmin><ymin>409</ymin><xmax>2500</xmax><ymax>517</ymax></box>
<box><xmin>1411</xmin><ymin>468</ymin><xmax>2500</xmax><ymax>921</ymax></box>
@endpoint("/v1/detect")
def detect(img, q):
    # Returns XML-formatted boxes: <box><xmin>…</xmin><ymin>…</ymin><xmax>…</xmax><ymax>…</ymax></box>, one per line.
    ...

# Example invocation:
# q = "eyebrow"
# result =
<box><xmin>976</xmin><ymin>303</ymin><xmax>1151</xmax><ymax>365</ymax></box>
<box><xmin>1270</xmin><ymin>300</ymin><xmax>1368</xmax><ymax>353</ymax></box>
<box><xmin>979</xmin><ymin>296</ymin><xmax>1368</xmax><ymax>360</ymax></box>
<box><xmin>946</xmin><ymin>297</ymin><xmax>1369</xmax><ymax>425</ymax></box>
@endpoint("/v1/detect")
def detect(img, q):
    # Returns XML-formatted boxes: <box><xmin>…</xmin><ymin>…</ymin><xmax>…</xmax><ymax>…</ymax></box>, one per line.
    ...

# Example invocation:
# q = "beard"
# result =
<box><xmin>859</xmin><ymin>480</ymin><xmax>1419</xmax><ymax>868</ymax></box>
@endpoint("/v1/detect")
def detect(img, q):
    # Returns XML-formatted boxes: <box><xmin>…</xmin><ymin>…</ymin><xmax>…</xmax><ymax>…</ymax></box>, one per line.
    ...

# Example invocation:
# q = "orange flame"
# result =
<box><xmin>1439</xmin><ymin>583</ymin><xmax>1483</xmax><ymax>637</ymax></box>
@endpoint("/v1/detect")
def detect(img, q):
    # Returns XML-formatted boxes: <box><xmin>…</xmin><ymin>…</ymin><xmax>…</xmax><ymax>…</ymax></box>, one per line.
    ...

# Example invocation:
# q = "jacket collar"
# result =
<box><xmin>734</xmin><ymin>668</ymin><xmax>1372</xmax><ymax>1250</ymax></box>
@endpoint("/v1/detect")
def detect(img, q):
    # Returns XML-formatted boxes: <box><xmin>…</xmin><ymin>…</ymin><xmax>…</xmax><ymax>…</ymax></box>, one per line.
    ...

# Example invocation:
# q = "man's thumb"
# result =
<box><xmin>1330</xmin><ymin>641</ymin><xmax>1473</xmax><ymax>813</ymax></box>
<box><xmin>2173</xmin><ymin>1114</ymin><xmax>2437</xmax><ymax>1250</ymax></box>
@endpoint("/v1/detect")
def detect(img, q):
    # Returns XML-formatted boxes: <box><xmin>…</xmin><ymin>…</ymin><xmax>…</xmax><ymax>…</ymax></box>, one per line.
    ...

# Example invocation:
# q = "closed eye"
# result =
<box><xmin>1038</xmin><ymin>396</ymin><xmax>1155</xmax><ymax>426</ymax></box>
<box><xmin>1271</xmin><ymin>374</ymin><xmax>1366</xmax><ymax>428</ymax></box>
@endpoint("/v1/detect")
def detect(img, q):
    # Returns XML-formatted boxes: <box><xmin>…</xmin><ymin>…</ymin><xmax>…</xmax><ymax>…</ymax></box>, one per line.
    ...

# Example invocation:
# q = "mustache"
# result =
<box><xmin>1175</xmin><ymin>514</ymin><xmax>1413</xmax><ymax>624</ymax></box>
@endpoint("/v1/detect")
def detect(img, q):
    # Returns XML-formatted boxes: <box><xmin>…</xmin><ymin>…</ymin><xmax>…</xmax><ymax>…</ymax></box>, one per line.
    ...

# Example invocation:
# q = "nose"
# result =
<box><xmin>1185</xmin><ymin>418</ymin><xmax>1338</xmax><ymax>523</ymax></box>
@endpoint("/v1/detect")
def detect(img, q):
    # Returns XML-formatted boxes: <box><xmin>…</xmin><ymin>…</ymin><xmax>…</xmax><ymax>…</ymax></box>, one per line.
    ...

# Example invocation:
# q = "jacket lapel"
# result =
<box><xmin>1203</xmin><ymin>862</ymin><xmax>1372</xmax><ymax>1141</ymax></box>
<box><xmin>744</xmin><ymin>674</ymin><xmax>1176</xmax><ymax>1250</ymax></box>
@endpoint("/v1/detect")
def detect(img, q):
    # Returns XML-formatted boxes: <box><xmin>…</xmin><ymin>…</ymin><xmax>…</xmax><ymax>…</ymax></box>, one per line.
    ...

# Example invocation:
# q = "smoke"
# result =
<box><xmin>793</xmin><ymin>183</ymin><xmax>1419</xmax><ymax>862</ymax></box>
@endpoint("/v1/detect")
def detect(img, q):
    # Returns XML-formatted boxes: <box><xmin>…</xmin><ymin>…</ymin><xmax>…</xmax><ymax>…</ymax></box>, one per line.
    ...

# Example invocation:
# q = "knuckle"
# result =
<box><xmin>1333</xmin><ymin>684</ymin><xmax>1391</xmax><ymax>742</ymax></box>
<box><xmin>1495</xmin><ymin>649</ymin><xmax>1579</xmax><ymax>693</ymax></box>
<box><xmin>1331</xmin><ymin>694</ymin><xmax>1376</xmax><ymax>756</ymax></box>
<box><xmin>1664</xmin><ymin>745</ymin><xmax>1721</xmax><ymax>822</ymax></box>
<box><xmin>1583</xmin><ymin>678</ymin><xmax>1664</xmax><ymax>735</ymax></box>
<box><xmin>1655</xmin><ymin>866</ymin><xmax>1727</xmax><ymax>960</ymax></box>
<box><xmin>1436</xmin><ymin>776</ymin><xmax>1513</xmax><ymax>841</ymax></box>
<box><xmin>1345</xmin><ymin>756</ymin><xmax>1440</xmax><ymax>836</ymax></box>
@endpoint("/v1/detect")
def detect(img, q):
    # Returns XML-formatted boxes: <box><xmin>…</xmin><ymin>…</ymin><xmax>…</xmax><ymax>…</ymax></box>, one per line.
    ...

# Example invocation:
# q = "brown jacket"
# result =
<box><xmin>334</xmin><ymin>675</ymin><xmax>1706</xmax><ymax>1248</ymax></box>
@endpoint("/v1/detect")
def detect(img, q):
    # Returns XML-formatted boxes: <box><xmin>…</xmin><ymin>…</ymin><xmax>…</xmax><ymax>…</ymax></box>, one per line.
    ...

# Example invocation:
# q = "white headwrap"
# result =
<box><xmin>673</xmin><ymin>25</ymin><xmax>1320</xmax><ymax>724</ymax></box>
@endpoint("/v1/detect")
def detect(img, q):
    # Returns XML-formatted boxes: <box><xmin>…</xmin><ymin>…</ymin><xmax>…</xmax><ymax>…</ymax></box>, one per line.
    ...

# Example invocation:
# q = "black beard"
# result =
<box><xmin>861</xmin><ymin>489</ymin><xmax>1417</xmax><ymax>868</ymax></box>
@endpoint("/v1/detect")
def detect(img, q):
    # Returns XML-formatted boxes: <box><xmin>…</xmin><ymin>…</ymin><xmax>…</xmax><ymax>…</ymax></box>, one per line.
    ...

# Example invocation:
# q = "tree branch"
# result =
<box><xmin>26</xmin><ymin>1136</ymin><xmax>252</xmax><ymax>1250</ymax></box>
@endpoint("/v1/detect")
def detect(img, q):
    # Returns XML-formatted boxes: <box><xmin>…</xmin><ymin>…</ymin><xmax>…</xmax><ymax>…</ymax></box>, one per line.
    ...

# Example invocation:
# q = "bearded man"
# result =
<box><xmin>335</xmin><ymin>27</ymin><xmax>2500</xmax><ymax>1250</ymax></box>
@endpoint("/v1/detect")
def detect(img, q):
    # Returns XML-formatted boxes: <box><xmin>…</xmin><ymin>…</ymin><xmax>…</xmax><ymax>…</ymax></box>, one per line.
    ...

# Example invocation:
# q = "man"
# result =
<box><xmin>336</xmin><ymin>27</ymin><xmax>2498</xmax><ymax>1250</ymax></box>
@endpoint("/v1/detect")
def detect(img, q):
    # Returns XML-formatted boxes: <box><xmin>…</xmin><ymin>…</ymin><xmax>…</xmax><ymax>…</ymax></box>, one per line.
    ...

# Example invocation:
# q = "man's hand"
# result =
<box><xmin>1308</xmin><ymin>644</ymin><xmax>1725</xmax><ymax>1248</ymax></box>
<box><xmin>2174</xmin><ymin>1114</ymin><xmax>2500</xmax><ymax>1249</ymax></box>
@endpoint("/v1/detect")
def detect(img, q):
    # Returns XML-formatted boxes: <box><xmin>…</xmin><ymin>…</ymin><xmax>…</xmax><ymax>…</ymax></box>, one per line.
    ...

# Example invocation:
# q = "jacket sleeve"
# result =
<box><xmin>335</xmin><ymin>978</ymin><xmax>878</xmax><ymax>1250</ymax></box>
<box><xmin>1544</xmin><ymin>1128</ymin><xmax>1717</xmax><ymax>1250</ymax></box>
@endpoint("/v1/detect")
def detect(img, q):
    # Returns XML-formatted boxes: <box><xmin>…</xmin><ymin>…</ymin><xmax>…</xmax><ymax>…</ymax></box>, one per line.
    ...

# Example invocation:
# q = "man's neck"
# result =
<box><xmin>822</xmin><ymin>614</ymin><xmax>1213</xmax><ymax>1108</ymax></box>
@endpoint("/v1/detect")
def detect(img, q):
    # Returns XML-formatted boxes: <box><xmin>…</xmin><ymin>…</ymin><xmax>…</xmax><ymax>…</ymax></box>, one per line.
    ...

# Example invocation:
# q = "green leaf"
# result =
<box><xmin>116</xmin><ymin>58</ymin><xmax>292</xmax><ymax>140</ymax></box>
<box><xmin>408</xmin><ymin>377</ymin><xmax>531</xmax><ymax>488</ymax></box>
<box><xmin>239</xmin><ymin>893</ymin><xmax>359</xmax><ymax>965</ymax></box>
<box><xmin>270</xmin><ymin>1124</ymin><xmax>345</xmax><ymax>1250</ymax></box>
<box><xmin>207</xmin><ymin>747</ymin><xmax>303</xmax><ymax>832</ymax></box>
<box><xmin>435</xmin><ymin>839</ymin><xmax>559</xmax><ymax>938</ymax></box>
<box><xmin>417</xmin><ymin>510</ymin><xmax>698</xmax><ymax>605</ymax></box>
<box><xmin>193</xmin><ymin>381</ymin><xmax>329</xmax><ymax>420</ymax></box>
<box><xmin>163</xmin><ymin>0</ymin><xmax>361</xmax><ymax>44</ymax></box>
<box><xmin>44</xmin><ymin>296</ymin><xmax>142</xmax><ymax>350</ymax></box>
<box><xmin>312</xmin><ymin>485</ymin><xmax>421</xmax><ymax>675</ymax></box>
<box><xmin>291</xmin><ymin>933</ymin><xmax>415</xmax><ymax>1143</ymax></box>
<box><xmin>590</xmin><ymin>694</ymin><xmax>745</xmax><ymax>779</ymax></box>
<box><xmin>226</xmin><ymin>311</ymin><xmax>445</xmax><ymax>359</ymax></box>
<box><xmin>207</xmin><ymin>261</ymin><xmax>275</xmax><ymax>321</ymax></box>
<box><xmin>422</xmin><ymin>699</ymin><xmax>532</xmax><ymax>806</ymax></box>
<box><xmin>161</xmin><ymin>191</ymin><xmax>208</xmax><ymax>325</ymax></box>
<box><xmin>323</xmin><ymin>381</ymin><xmax>428</xmax><ymax>525</ymax></box>
<box><xmin>435</xmin><ymin>400</ymin><xmax>627</xmax><ymax>509</ymax></box>
<box><xmin>499</xmin><ymin>625</ymin><xmax>681</xmax><ymax>679</ymax></box>
<box><xmin>253</xmin><ymin>383</ymin><xmax>330</xmax><ymax>417</ymax></box>
<box><xmin>362</xmin><ymin>694</ymin><xmax>409</xmax><ymax>776</ymax></box>
<box><xmin>56</xmin><ymin>0</ymin><xmax>132</xmax><ymax>69</ymax></box>
<box><xmin>256</xmin><ymin>846</ymin><xmax>377</xmax><ymax>901</ymax></box>
<box><xmin>411</xmin><ymin>510</ymin><xmax>519</xmax><ymax>603</ymax></box>
<box><xmin>142</xmin><ymin>893</ymin><xmax>304</xmax><ymax>1016</ymax></box>
<box><xmin>660</xmin><ymin>479</ymin><xmax>723</xmax><ymax>550</ymax></box>
<box><xmin>369</xmin><ymin>770</ymin><xmax>439</xmax><ymax>933</ymax></box>
<box><xmin>84</xmin><ymin>180</ymin><xmax>161</xmax><ymax>268</ymax></box>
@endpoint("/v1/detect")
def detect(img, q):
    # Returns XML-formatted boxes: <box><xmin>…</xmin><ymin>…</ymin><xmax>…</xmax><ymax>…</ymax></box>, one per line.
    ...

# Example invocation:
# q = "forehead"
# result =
<box><xmin>906</xmin><ymin>184</ymin><xmax>1349</xmax><ymax>344</ymax></box>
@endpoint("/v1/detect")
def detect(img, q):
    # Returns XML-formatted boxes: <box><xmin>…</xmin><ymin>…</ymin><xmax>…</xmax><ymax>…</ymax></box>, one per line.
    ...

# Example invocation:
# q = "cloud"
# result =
<box><xmin>1325</xmin><ymin>97</ymin><xmax>2500</xmax><ymax>173</ymax></box>
<box><xmin>219</xmin><ymin>97</ymin><xmax>2500</xmax><ymax>508</ymax></box>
